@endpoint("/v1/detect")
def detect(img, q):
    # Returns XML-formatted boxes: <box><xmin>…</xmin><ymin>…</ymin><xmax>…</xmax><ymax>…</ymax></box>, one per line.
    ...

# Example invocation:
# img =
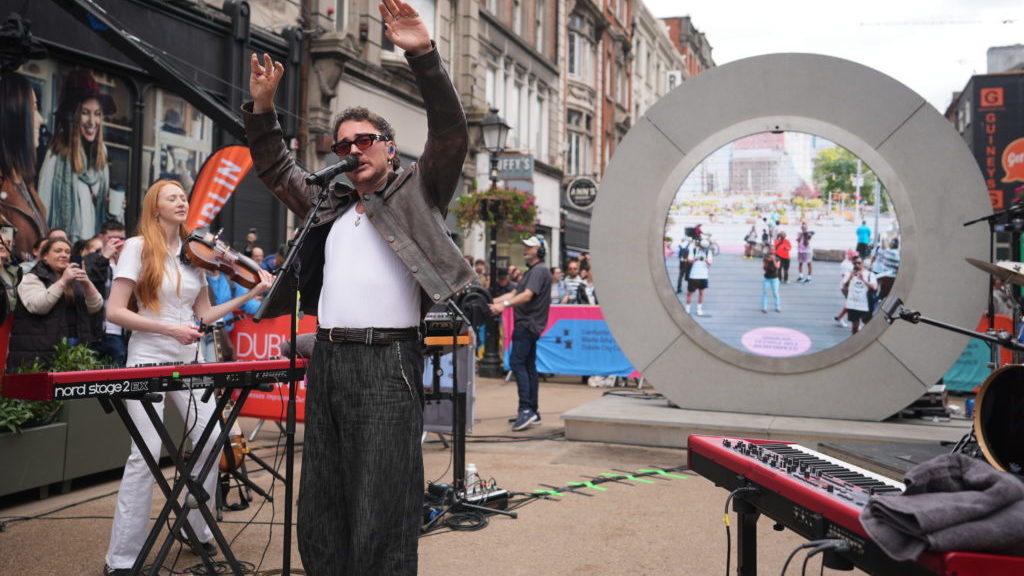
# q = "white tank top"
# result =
<box><xmin>317</xmin><ymin>206</ymin><xmax>420</xmax><ymax>328</ymax></box>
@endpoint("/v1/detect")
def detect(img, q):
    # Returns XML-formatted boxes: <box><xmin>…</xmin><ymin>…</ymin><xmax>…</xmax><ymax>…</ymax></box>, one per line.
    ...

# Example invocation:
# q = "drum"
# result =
<box><xmin>974</xmin><ymin>364</ymin><xmax>1024</xmax><ymax>474</ymax></box>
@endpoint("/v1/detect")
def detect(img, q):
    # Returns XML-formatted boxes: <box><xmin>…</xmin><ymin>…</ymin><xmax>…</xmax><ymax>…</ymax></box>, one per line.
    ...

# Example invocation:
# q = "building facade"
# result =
<box><xmin>4</xmin><ymin>0</ymin><xmax>301</xmax><ymax>251</ymax></box>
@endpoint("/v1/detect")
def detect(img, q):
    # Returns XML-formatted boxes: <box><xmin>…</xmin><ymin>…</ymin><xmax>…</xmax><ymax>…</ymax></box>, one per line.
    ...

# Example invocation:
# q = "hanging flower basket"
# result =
<box><xmin>452</xmin><ymin>187</ymin><xmax>538</xmax><ymax>241</ymax></box>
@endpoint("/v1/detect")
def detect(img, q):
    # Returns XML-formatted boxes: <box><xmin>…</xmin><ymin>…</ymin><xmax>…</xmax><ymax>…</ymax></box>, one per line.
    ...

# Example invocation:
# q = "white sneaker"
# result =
<box><xmin>796</xmin><ymin>275</ymin><xmax>805</xmax><ymax>283</ymax></box>
<box><xmin>805</xmin><ymin>276</ymin><xmax>812</xmax><ymax>283</ymax></box>
<box><xmin>840</xmin><ymin>318</ymin><xmax>849</xmax><ymax>328</ymax></box>
<box><xmin>696</xmin><ymin>305</ymin><xmax>704</xmax><ymax>316</ymax></box>
<box><xmin>685</xmin><ymin>304</ymin><xmax>691</xmax><ymax>314</ymax></box>
<box><xmin>833</xmin><ymin>316</ymin><xmax>843</xmax><ymax>326</ymax></box>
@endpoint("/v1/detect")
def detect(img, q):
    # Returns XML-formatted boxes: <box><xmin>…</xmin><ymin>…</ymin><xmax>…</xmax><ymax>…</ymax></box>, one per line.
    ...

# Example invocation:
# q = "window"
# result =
<box><xmin>507</xmin><ymin>72</ymin><xmax>520</xmax><ymax>149</ymax></box>
<box><xmin>334</xmin><ymin>0</ymin><xmax>348</xmax><ymax>32</ymax></box>
<box><xmin>535</xmin><ymin>0</ymin><xmax>545</xmax><ymax>54</ymax></box>
<box><xmin>485</xmin><ymin>0</ymin><xmax>497</xmax><ymax>14</ymax></box>
<box><xmin>485</xmin><ymin>65</ymin><xmax>497</xmax><ymax>108</ymax></box>
<box><xmin>512</xmin><ymin>0</ymin><xmax>522</xmax><ymax>35</ymax></box>
<box><xmin>538</xmin><ymin>90</ymin><xmax>549</xmax><ymax>159</ymax></box>
<box><xmin>567</xmin><ymin>13</ymin><xmax>593</xmax><ymax>79</ymax></box>
<box><xmin>566</xmin><ymin>110</ymin><xmax>592</xmax><ymax>176</ymax></box>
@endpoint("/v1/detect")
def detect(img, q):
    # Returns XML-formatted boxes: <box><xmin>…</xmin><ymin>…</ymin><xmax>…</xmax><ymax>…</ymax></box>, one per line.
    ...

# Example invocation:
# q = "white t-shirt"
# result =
<box><xmin>115</xmin><ymin>236</ymin><xmax>208</xmax><ymax>365</ymax></box>
<box><xmin>688</xmin><ymin>248</ymin><xmax>712</xmax><ymax>280</ymax></box>
<box><xmin>844</xmin><ymin>270</ymin><xmax>876</xmax><ymax>312</ymax></box>
<box><xmin>318</xmin><ymin>206</ymin><xmax>420</xmax><ymax>328</ymax></box>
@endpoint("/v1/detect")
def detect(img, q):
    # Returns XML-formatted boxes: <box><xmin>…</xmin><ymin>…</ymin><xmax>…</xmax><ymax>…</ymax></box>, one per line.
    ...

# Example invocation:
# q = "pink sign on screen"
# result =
<box><xmin>741</xmin><ymin>327</ymin><xmax>812</xmax><ymax>357</ymax></box>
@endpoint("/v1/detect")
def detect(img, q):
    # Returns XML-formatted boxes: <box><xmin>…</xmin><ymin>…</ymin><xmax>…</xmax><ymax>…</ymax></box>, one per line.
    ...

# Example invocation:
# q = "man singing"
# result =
<box><xmin>243</xmin><ymin>0</ymin><xmax>473</xmax><ymax>572</ymax></box>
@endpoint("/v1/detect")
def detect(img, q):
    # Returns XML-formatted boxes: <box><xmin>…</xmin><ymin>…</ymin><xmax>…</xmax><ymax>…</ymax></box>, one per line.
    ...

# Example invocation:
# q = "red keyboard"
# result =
<box><xmin>688</xmin><ymin>434</ymin><xmax>1024</xmax><ymax>576</ymax></box>
<box><xmin>2</xmin><ymin>359</ymin><xmax>306</xmax><ymax>401</ymax></box>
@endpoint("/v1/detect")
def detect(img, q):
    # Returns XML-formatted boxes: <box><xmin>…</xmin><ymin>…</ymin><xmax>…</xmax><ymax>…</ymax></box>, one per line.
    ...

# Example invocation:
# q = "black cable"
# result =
<box><xmin>722</xmin><ymin>486</ymin><xmax>759</xmax><ymax>576</ymax></box>
<box><xmin>780</xmin><ymin>542</ymin><xmax>819</xmax><ymax>576</ymax></box>
<box><xmin>800</xmin><ymin>539</ymin><xmax>850</xmax><ymax>576</ymax></box>
<box><xmin>443</xmin><ymin>510</ymin><xmax>488</xmax><ymax>531</ymax></box>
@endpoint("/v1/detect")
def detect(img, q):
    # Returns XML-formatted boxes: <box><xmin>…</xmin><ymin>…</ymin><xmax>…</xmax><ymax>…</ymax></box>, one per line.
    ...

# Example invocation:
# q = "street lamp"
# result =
<box><xmin>478</xmin><ymin>108</ymin><xmax>510</xmax><ymax>378</ymax></box>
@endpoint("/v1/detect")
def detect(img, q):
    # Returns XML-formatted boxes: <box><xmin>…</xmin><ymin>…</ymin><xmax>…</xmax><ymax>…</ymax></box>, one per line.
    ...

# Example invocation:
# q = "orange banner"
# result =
<box><xmin>232</xmin><ymin>313</ymin><xmax>317</xmax><ymax>422</ymax></box>
<box><xmin>186</xmin><ymin>145</ymin><xmax>253</xmax><ymax>229</ymax></box>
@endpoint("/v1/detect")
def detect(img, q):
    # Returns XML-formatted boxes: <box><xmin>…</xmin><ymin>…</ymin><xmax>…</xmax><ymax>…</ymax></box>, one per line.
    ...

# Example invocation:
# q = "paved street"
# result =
<box><xmin>0</xmin><ymin>376</ymin><xmax>873</xmax><ymax>576</ymax></box>
<box><xmin>665</xmin><ymin>251</ymin><xmax>859</xmax><ymax>356</ymax></box>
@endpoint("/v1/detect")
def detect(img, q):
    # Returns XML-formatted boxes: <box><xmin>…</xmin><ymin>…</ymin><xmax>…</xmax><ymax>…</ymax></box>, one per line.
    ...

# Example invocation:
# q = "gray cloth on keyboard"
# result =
<box><xmin>860</xmin><ymin>452</ymin><xmax>1024</xmax><ymax>561</ymax></box>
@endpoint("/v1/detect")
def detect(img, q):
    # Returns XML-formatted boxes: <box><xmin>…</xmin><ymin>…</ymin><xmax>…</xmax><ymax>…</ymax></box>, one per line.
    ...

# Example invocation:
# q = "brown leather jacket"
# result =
<box><xmin>242</xmin><ymin>47</ymin><xmax>474</xmax><ymax>319</ymax></box>
<box><xmin>0</xmin><ymin>176</ymin><xmax>48</xmax><ymax>262</ymax></box>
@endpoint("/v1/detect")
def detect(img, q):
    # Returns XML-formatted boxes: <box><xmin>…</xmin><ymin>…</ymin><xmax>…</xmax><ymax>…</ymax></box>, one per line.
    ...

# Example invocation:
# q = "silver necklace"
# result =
<box><xmin>354</xmin><ymin>199</ymin><xmax>365</xmax><ymax>227</ymax></box>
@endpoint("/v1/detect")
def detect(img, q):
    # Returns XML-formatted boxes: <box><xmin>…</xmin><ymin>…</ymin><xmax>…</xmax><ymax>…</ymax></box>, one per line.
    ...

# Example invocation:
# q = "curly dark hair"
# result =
<box><xmin>332</xmin><ymin>107</ymin><xmax>400</xmax><ymax>170</ymax></box>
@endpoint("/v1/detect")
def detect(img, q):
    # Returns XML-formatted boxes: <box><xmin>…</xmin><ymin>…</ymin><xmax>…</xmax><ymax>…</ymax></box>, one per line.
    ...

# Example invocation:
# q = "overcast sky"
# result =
<box><xmin>642</xmin><ymin>0</ymin><xmax>1024</xmax><ymax>111</ymax></box>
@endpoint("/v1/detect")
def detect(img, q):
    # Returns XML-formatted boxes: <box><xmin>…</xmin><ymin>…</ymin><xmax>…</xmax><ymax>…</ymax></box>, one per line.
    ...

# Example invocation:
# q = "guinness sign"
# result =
<box><xmin>566</xmin><ymin>177</ymin><xmax>598</xmax><ymax>210</ymax></box>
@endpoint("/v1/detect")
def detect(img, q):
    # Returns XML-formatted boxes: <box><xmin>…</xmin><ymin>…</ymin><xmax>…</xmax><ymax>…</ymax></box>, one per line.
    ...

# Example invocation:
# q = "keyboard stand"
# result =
<box><xmin>102</xmin><ymin>375</ymin><xmax>268</xmax><ymax>576</ymax></box>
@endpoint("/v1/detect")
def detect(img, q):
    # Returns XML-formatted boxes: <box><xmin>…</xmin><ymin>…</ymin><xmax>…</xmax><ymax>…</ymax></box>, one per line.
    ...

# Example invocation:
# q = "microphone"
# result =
<box><xmin>304</xmin><ymin>154</ymin><xmax>359</xmax><ymax>185</ymax></box>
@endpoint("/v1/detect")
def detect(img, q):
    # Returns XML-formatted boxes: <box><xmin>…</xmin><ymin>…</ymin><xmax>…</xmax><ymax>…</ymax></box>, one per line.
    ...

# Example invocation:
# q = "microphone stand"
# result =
<box><xmin>964</xmin><ymin>202</ymin><xmax>1024</xmax><ymax>367</ymax></box>
<box><xmin>881</xmin><ymin>297</ymin><xmax>1024</xmax><ymax>353</ymax></box>
<box><xmin>252</xmin><ymin>181</ymin><xmax>338</xmax><ymax>576</ymax></box>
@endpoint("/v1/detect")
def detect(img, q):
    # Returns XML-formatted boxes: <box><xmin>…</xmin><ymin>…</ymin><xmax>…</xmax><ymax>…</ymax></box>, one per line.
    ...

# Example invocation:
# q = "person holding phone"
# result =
<box><xmin>243</xmin><ymin>227</ymin><xmax>257</xmax><ymax>258</ymax></box>
<box><xmin>842</xmin><ymin>255</ymin><xmax>878</xmax><ymax>335</ymax></box>
<box><xmin>83</xmin><ymin>219</ymin><xmax>128</xmax><ymax>365</ymax></box>
<box><xmin>5</xmin><ymin>237</ymin><xmax>103</xmax><ymax>371</ymax></box>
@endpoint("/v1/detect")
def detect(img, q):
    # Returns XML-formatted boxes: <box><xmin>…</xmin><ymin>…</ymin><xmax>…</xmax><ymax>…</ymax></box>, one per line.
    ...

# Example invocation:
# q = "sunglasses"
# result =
<box><xmin>330</xmin><ymin>133</ymin><xmax>385</xmax><ymax>156</ymax></box>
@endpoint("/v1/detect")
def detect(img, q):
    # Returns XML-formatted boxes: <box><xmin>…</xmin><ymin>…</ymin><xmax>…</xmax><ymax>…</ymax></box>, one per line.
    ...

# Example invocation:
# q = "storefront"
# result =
<box><xmin>2</xmin><ymin>0</ymin><xmax>300</xmax><ymax>252</ymax></box>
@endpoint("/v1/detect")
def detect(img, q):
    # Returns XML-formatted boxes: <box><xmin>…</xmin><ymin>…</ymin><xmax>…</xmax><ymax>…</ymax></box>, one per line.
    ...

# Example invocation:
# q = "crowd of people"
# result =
<box><xmin>469</xmin><ymin>250</ymin><xmax>598</xmax><ymax>307</ymax></box>
<box><xmin>675</xmin><ymin>215</ymin><xmax>901</xmax><ymax>333</ymax></box>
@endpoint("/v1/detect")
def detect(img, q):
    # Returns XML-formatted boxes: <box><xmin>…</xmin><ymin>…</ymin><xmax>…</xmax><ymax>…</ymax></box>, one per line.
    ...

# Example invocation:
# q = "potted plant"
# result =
<box><xmin>452</xmin><ymin>186</ymin><xmax>539</xmax><ymax>242</ymax></box>
<box><xmin>0</xmin><ymin>340</ymin><xmax>103</xmax><ymax>497</ymax></box>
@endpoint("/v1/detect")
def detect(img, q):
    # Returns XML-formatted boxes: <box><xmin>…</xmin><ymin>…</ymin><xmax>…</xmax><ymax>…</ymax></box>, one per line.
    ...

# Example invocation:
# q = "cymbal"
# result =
<box><xmin>966</xmin><ymin>258</ymin><xmax>1024</xmax><ymax>285</ymax></box>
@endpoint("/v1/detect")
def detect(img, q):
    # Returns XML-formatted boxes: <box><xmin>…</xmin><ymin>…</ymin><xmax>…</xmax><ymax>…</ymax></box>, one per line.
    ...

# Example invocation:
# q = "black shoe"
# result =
<box><xmin>103</xmin><ymin>566</ymin><xmax>131</xmax><ymax>576</ymax></box>
<box><xmin>173</xmin><ymin>529</ymin><xmax>219</xmax><ymax>557</ymax></box>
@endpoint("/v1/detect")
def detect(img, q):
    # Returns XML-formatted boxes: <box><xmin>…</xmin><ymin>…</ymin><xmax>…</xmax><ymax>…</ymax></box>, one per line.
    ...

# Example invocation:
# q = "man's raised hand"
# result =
<box><xmin>379</xmin><ymin>0</ymin><xmax>431</xmax><ymax>57</ymax></box>
<box><xmin>250</xmin><ymin>53</ymin><xmax>284</xmax><ymax>114</ymax></box>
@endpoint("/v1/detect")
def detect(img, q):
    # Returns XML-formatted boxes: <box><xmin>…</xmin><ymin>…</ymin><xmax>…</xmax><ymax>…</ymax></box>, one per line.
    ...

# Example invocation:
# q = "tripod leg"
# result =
<box><xmin>246</xmin><ymin>451</ymin><xmax>286</xmax><ymax>483</ymax></box>
<box><xmin>239</xmin><ymin>460</ymin><xmax>253</xmax><ymax>502</ymax></box>
<box><xmin>247</xmin><ymin>419</ymin><xmax>265</xmax><ymax>442</ymax></box>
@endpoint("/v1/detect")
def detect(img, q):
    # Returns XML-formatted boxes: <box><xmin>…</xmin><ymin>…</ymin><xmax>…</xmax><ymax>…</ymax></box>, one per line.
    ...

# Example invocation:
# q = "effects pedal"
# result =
<box><xmin>458</xmin><ymin>487</ymin><xmax>510</xmax><ymax>511</ymax></box>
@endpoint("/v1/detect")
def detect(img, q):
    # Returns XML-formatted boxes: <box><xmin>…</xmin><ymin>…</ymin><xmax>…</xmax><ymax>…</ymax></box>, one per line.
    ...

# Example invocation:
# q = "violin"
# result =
<box><xmin>180</xmin><ymin>228</ymin><xmax>262</xmax><ymax>289</ymax></box>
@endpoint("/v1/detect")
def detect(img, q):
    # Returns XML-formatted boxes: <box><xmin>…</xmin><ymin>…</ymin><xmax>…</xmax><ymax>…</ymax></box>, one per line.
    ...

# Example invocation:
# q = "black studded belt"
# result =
<box><xmin>315</xmin><ymin>326</ymin><xmax>420</xmax><ymax>345</ymax></box>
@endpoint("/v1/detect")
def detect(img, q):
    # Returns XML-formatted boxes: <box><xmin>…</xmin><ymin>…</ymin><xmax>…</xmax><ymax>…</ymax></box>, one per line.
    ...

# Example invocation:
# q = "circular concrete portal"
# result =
<box><xmin>593</xmin><ymin>54</ymin><xmax>990</xmax><ymax>420</ymax></box>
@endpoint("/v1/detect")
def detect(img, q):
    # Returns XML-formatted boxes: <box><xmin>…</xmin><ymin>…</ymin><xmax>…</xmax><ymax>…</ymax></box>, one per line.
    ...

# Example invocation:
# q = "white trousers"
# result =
<box><xmin>105</xmin><ymin>389</ymin><xmax>221</xmax><ymax>570</ymax></box>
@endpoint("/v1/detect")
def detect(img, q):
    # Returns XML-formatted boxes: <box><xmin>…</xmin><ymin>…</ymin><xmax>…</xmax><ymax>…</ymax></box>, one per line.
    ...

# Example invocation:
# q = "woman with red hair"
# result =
<box><xmin>101</xmin><ymin>180</ymin><xmax>272</xmax><ymax>576</ymax></box>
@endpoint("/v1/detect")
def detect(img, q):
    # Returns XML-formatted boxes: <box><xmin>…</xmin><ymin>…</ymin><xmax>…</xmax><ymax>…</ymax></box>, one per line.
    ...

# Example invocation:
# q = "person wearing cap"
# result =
<box><xmin>37</xmin><ymin>69</ymin><xmax>116</xmax><ymax>244</ymax></box>
<box><xmin>489</xmin><ymin>266</ymin><xmax>516</xmax><ymax>297</ymax></box>
<box><xmin>490</xmin><ymin>235</ymin><xmax>551</xmax><ymax>431</ymax></box>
